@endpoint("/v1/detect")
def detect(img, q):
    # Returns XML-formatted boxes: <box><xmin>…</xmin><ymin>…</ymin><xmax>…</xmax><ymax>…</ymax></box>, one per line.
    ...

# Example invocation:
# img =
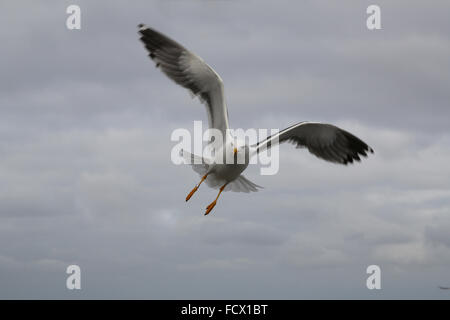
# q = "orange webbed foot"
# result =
<box><xmin>186</xmin><ymin>174</ymin><xmax>208</xmax><ymax>202</ymax></box>
<box><xmin>204</xmin><ymin>200</ymin><xmax>217</xmax><ymax>215</ymax></box>
<box><xmin>186</xmin><ymin>186</ymin><xmax>198</xmax><ymax>202</ymax></box>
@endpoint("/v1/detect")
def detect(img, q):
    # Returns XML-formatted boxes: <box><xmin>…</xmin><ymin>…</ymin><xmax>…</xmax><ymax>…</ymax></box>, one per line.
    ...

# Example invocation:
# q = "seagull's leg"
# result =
<box><xmin>205</xmin><ymin>182</ymin><xmax>228</xmax><ymax>216</ymax></box>
<box><xmin>186</xmin><ymin>174</ymin><xmax>208</xmax><ymax>202</ymax></box>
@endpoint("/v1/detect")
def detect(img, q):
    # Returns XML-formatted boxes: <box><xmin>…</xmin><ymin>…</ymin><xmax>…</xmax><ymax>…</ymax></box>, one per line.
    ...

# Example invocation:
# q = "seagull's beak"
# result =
<box><xmin>233</xmin><ymin>147</ymin><xmax>238</xmax><ymax>155</ymax></box>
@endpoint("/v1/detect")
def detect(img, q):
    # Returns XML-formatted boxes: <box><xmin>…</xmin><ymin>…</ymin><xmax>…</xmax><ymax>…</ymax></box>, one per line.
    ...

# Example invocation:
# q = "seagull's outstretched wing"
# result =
<box><xmin>254</xmin><ymin>122</ymin><xmax>373</xmax><ymax>165</ymax></box>
<box><xmin>138</xmin><ymin>24</ymin><xmax>230</xmax><ymax>135</ymax></box>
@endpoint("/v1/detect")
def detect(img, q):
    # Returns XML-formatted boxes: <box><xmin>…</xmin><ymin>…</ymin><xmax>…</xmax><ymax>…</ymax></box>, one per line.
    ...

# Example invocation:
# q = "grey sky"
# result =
<box><xmin>1</xmin><ymin>0</ymin><xmax>450</xmax><ymax>299</ymax></box>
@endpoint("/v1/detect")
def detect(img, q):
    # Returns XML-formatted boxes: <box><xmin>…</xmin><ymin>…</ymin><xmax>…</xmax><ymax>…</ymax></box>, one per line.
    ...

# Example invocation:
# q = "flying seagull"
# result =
<box><xmin>138</xmin><ymin>24</ymin><xmax>374</xmax><ymax>215</ymax></box>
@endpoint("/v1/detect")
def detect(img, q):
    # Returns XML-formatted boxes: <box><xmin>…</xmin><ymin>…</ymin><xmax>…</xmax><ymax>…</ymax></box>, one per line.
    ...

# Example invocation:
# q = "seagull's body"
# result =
<box><xmin>138</xmin><ymin>24</ymin><xmax>373</xmax><ymax>215</ymax></box>
<box><xmin>210</xmin><ymin>143</ymin><xmax>250</xmax><ymax>182</ymax></box>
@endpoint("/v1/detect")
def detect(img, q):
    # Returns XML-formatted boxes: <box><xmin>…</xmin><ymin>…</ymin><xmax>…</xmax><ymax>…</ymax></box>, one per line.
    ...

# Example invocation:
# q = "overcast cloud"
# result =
<box><xmin>1</xmin><ymin>0</ymin><xmax>450</xmax><ymax>299</ymax></box>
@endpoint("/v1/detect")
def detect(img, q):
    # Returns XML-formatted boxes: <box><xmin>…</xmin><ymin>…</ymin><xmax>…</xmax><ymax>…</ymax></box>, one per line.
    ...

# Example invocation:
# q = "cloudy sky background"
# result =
<box><xmin>1</xmin><ymin>0</ymin><xmax>450</xmax><ymax>299</ymax></box>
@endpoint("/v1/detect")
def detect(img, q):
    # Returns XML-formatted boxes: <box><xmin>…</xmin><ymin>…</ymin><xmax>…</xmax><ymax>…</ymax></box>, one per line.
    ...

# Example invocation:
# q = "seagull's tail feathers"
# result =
<box><xmin>226</xmin><ymin>175</ymin><xmax>263</xmax><ymax>193</ymax></box>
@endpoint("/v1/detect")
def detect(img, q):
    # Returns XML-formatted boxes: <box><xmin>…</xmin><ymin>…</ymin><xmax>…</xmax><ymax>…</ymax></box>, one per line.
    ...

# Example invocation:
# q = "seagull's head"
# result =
<box><xmin>232</xmin><ymin>140</ymin><xmax>246</xmax><ymax>155</ymax></box>
<box><xmin>229</xmin><ymin>140</ymin><xmax>249</xmax><ymax>165</ymax></box>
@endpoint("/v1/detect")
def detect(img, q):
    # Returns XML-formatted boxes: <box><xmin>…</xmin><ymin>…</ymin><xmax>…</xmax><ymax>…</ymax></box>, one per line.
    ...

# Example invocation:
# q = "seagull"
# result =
<box><xmin>138</xmin><ymin>24</ymin><xmax>374</xmax><ymax>215</ymax></box>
